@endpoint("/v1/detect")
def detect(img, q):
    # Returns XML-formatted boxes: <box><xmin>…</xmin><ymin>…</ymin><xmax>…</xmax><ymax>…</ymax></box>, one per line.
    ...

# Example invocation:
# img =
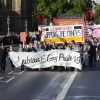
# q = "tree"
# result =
<box><xmin>65</xmin><ymin>0</ymin><xmax>84</xmax><ymax>17</ymax></box>
<box><xmin>93</xmin><ymin>4</ymin><xmax>100</xmax><ymax>24</ymax></box>
<box><xmin>32</xmin><ymin>0</ymin><xmax>96</xmax><ymax>27</ymax></box>
<box><xmin>32</xmin><ymin>0</ymin><xmax>69</xmax><ymax>26</ymax></box>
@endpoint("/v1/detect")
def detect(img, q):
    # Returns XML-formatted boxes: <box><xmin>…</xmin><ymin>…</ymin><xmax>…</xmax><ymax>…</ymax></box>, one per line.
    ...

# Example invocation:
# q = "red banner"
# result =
<box><xmin>53</xmin><ymin>18</ymin><xmax>84</xmax><ymax>25</ymax></box>
<box><xmin>37</xmin><ymin>13</ymin><xmax>43</xmax><ymax>24</ymax></box>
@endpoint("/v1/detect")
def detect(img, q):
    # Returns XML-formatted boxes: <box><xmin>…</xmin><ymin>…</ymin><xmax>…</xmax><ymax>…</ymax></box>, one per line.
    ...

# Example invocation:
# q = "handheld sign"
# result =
<box><xmin>20</xmin><ymin>32</ymin><xmax>27</xmax><ymax>48</ymax></box>
<box><xmin>86</xmin><ymin>25</ymin><xmax>100</xmax><ymax>38</ymax></box>
<box><xmin>20</xmin><ymin>32</ymin><xmax>27</xmax><ymax>42</ymax></box>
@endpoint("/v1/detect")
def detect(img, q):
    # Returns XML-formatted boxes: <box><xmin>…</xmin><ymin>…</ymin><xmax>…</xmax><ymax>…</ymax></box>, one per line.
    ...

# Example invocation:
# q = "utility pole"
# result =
<box><xmin>7</xmin><ymin>16</ymin><xmax>10</xmax><ymax>35</ymax></box>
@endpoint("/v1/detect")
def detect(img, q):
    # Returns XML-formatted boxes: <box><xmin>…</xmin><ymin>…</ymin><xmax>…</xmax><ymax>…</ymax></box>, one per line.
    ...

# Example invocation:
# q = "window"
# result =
<box><xmin>7</xmin><ymin>0</ymin><xmax>12</xmax><ymax>9</ymax></box>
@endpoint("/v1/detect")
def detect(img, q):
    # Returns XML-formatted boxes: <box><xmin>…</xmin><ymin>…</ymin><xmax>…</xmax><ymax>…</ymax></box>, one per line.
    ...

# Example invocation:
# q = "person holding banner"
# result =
<box><xmin>0</xmin><ymin>44</ymin><xmax>8</xmax><ymax>72</ymax></box>
<box><xmin>31</xmin><ymin>32</ymin><xmax>36</xmax><ymax>43</ymax></box>
<box><xmin>70</xmin><ymin>40</ymin><xmax>76</xmax><ymax>51</ymax></box>
<box><xmin>42</xmin><ymin>41</ymin><xmax>50</xmax><ymax>51</ymax></box>
<box><xmin>9</xmin><ymin>45</ymin><xmax>15</xmax><ymax>71</ymax></box>
<box><xmin>27</xmin><ymin>43</ymin><xmax>33</xmax><ymax>52</ymax></box>
<box><xmin>18</xmin><ymin>44</ymin><xmax>23</xmax><ymax>52</ymax></box>
<box><xmin>59</xmin><ymin>43</ymin><xmax>65</xmax><ymax>49</ymax></box>
<box><xmin>65</xmin><ymin>43</ymin><xmax>71</xmax><ymax>50</ymax></box>
<box><xmin>27</xmin><ymin>42</ymin><xmax>37</xmax><ymax>52</ymax></box>
<box><xmin>52</xmin><ymin>42</ymin><xmax>57</xmax><ymax>50</ymax></box>
<box><xmin>93</xmin><ymin>41</ymin><xmax>97</xmax><ymax>62</ymax></box>
<box><xmin>97</xmin><ymin>40</ymin><xmax>100</xmax><ymax>62</ymax></box>
<box><xmin>88</xmin><ymin>41</ymin><xmax>94</xmax><ymax>66</ymax></box>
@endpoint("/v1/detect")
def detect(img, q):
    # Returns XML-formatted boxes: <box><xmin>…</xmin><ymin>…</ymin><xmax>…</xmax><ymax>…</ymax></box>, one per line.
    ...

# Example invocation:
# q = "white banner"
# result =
<box><xmin>9</xmin><ymin>50</ymin><xmax>82</xmax><ymax>70</ymax></box>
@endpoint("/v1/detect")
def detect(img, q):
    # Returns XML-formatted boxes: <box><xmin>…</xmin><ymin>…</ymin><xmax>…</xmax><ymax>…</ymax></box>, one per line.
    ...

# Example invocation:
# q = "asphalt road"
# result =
<box><xmin>64</xmin><ymin>62</ymin><xmax>100</xmax><ymax>100</ymax></box>
<box><xmin>0</xmin><ymin>71</ymin><xmax>75</xmax><ymax>100</ymax></box>
<box><xmin>0</xmin><ymin>58</ymin><xmax>100</xmax><ymax>100</ymax></box>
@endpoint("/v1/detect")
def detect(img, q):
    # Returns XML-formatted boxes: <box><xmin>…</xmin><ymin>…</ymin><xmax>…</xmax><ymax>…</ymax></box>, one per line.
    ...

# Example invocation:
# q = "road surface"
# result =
<box><xmin>0</xmin><ymin>58</ymin><xmax>100</xmax><ymax>100</ymax></box>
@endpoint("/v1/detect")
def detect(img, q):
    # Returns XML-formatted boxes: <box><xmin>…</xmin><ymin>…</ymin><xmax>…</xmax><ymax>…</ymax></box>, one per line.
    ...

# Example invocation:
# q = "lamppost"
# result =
<box><xmin>7</xmin><ymin>16</ymin><xmax>10</xmax><ymax>35</ymax></box>
<box><xmin>68</xmin><ymin>0</ymin><xmax>70</xmax><ymax>3</ymax></box>
<box><xmin>25</xmin><ymin>19</ymin><xmax>27</xmax><ymax>34</ymax></box>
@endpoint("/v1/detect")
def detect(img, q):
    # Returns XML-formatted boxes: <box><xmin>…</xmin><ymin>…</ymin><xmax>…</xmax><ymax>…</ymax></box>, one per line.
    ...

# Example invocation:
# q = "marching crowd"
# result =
<box><xmin>0</xmin><ymin>33</ymin><xmax>100</xmax><ymax>72</ymax></box>
<box><xmin>0</xmin><ymin>31</ymin><xmax>41</xmax><ymax>46</ymax></box>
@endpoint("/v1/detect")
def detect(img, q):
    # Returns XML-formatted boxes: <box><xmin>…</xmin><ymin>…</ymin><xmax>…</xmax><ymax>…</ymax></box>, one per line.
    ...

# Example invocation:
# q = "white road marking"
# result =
<box><xmin>0</xmin><ymin>77</ymin><xmax>3</xmax><ymax>79</ymax></box>
<box><xmin>8</xmin><ymin>71</ymin><xmax>14</xmax><ymax>75</ymax></box>
<box><xmin>18</xmin><ymin>70</ymin><xmax>25</xmax><ymax>75</ymax></box>
<box><xmin>40</xmin><ymin>73</ymin><xmax>60</xmax><ymax>95</ymax></box>
<box><xmin>31</xmin><ymin>72</ymin><xmax>60</xmax><ymax>100</ymax></box>
<box><xmin>0</xmin><ymin>76</ymin><xmax>15</xmax><ymax>83</ymax></box>
<box><xmin>56</xmin><ymin>72</ymin><xmax>77</xmax><ymax>100</ymax></box>
<box><xmin>8</xmin><ymin>70</ymin><xmax>25</xmax><ymax>75</ymax></box>
<box><xmin>6</xmin><ymin>77</ymin><xmax>15</xmax><ymax>83</ymax></box>
<box><xmin>0</xmin><ymin>70</ymin><xmax>25</xmax><ymax>83</ymax></box>
<box><xmin>68</xmin><ymin>96</ymin><xmax>100</xmax><ymax>98</ymax></box>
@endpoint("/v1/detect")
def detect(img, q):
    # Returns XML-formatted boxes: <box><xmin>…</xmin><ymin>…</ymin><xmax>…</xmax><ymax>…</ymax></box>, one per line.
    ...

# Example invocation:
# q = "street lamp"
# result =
<box><xmin>25</xmin><ymin>20</ymin><xmax>27</xmax><ymax>34</ymax></box>
<box><xmin>7</xmin><ymin>16</ymin><xmax>10</xmax><ymax>35</ymax></box>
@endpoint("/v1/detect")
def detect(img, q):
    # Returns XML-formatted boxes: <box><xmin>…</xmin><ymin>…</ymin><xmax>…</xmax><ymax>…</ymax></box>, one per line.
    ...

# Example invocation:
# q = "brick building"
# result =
<box><xmin>0</xmin><ymin>0</ymin><xmax>32</xmax><ymax>35</ymax></box>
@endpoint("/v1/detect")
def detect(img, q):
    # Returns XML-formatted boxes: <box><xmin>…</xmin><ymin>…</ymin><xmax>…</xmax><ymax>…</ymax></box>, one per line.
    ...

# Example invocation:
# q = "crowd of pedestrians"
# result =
<box><xmin>0</xmin><ymin>31</ymin><xmax>41</xmax><ymax>46</ymax></box>
<box><xmin>0</xmin><ymin>32</ymin><xmax>100</xmax><ymax>72</ymax></box>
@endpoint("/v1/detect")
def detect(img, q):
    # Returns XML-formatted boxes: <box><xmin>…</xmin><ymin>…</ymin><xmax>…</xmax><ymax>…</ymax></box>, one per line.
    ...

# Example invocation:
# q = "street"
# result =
<box><xmin>0</xmin><ymin>59</ymin><xmax>100</xmax><ymax>100</ymax></box>
<box><xmin>0</xmin><ymin>0</ymin><xmax>100</xmax><ymax>100</ymax></box>
<box><xmin>64</xmin><ymin>62</ymin><xmax>100</xmax><ymax>100</ymax></box>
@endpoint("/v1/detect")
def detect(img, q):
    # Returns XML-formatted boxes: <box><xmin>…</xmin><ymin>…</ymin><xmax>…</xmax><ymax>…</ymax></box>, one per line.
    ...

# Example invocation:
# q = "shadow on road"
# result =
<box><xmin>82</xmin><ymin>62</ymin><xmax>100</xmax><ymax>72</ymax></box>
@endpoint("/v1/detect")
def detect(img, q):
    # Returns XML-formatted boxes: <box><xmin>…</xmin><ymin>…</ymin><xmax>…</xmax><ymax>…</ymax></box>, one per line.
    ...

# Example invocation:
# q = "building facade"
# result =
<box><xmin>0</xmin><ymin>0</ymin><xmax>32</xmax><ymax>35</ymax></box>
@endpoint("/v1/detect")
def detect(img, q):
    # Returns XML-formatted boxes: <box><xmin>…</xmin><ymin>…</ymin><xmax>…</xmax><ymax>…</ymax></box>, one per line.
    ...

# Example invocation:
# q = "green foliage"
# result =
<box><xmin>66</xmin><ymin>0</ymin><xmax>83</xmax><ymax>17</ymax></box>
<box><xmin>32</xmin><ymin>0</ymin><xmax>95</xmax><ymax>25</ymax></box>
<box><xmin>93</xmin><ymin>4</ymin><xmax>100</xmax><ymax>24</ymax></box>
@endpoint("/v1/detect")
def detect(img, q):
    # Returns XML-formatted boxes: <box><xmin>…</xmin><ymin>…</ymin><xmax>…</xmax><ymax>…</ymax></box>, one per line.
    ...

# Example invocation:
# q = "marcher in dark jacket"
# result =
<box><xmin>27</xmin><ymin>43</ymin><xmax>37</xmax><ymax>52</ymax></box>
<box><xmin>0</xmin><ymin>44</ymin><xmax>8</xmax><ymax>72</ymax></box>
<box><xmin>88</xmin><ymin>42</ymin><xmax>94</xmax><ymax>66</ymax></box>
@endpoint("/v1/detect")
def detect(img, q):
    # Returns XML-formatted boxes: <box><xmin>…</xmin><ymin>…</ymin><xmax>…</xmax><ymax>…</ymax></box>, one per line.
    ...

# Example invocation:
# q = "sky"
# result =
<box><xmin>94</xmin><ymin>0</ymin><xmax>100</xmax><ymax>4</ymax></box>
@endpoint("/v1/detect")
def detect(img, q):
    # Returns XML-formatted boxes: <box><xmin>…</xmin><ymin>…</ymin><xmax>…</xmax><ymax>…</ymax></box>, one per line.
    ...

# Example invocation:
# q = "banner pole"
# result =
<box><xmin>23</xmin><ymin>41</ymin><xmax>24</xmax><ymax>48</ymax></box>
